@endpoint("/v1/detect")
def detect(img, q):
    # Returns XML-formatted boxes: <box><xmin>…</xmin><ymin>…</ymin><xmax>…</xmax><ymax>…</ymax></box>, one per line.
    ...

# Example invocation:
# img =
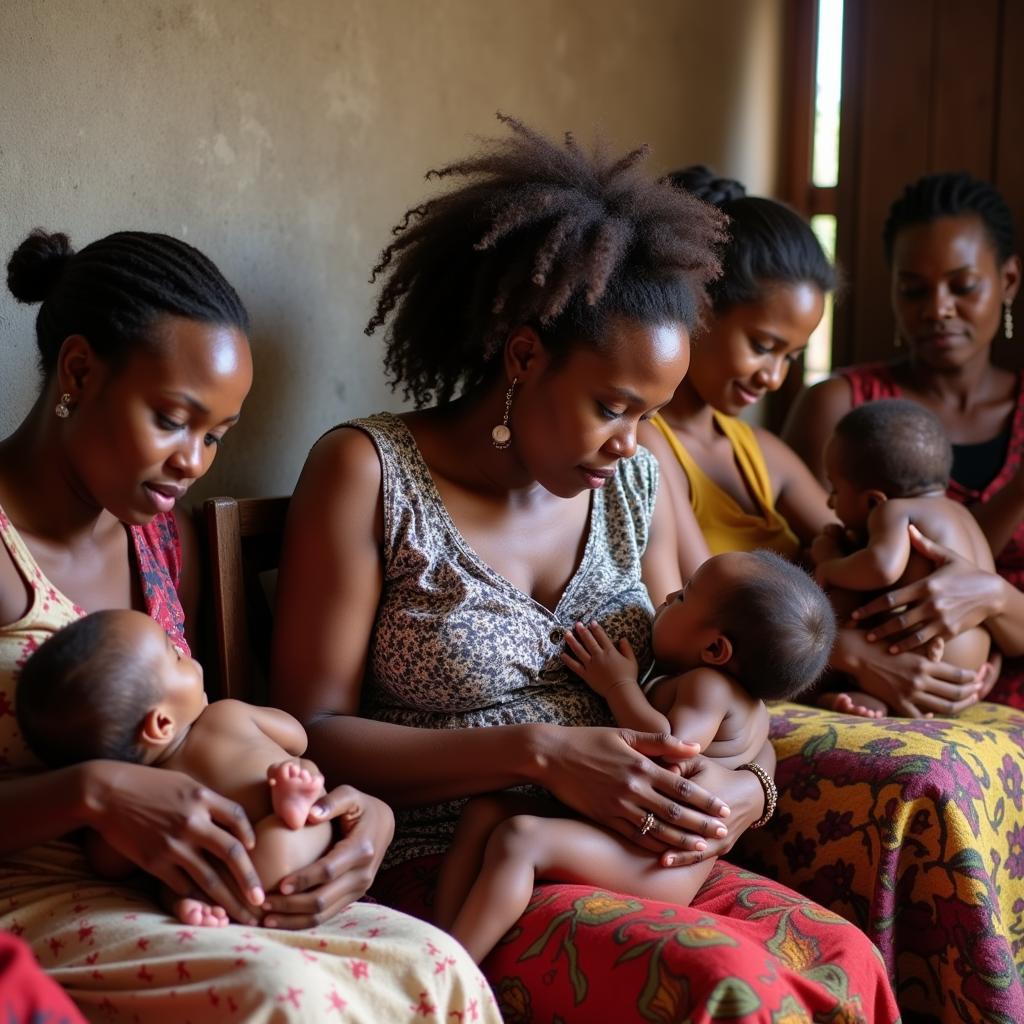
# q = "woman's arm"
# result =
<box><xmin>851</xmin><ymin>525</ymin><xmax>1024</xmax><ymax>657</ymax></box>
<box><xmin>0</xmin><ymin>760</ymin><xmax>265</xmax><ymax>923</ymax></box>
<box><xmin>270</xmin><ymin>428</ymin><xmax>723</xmax><ymax>859</ymax></box>
<box><xmin>967</xmin><ymin>469</ymin><xmax>1024</xmax><ymax>558</ymax></box>
<box><xmin>781</xmin><ymin>376</ymin><xmax>854</xmax><ymax>486</ymax></box>
<box><xmin>638</xmin><ymin>421</ymin><xmax>710</xmax><ymax>580</ymax></box>
<box><xmin>830</xmin><ymin>626</ymin><xmax>980</xmax><ymax>717</ymax></box>
<box><xmin>755</xmin><ymin>426</ymin><xmax>834</xmax><ymax>546</ymax></box>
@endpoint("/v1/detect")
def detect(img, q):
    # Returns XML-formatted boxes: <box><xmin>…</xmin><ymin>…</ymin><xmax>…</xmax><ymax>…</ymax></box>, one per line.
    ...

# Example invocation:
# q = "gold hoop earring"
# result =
<box><xmin>491</xmin><ymin>378</ymin><xmax>517</xmax><ymax>450</ymax></box>
<box><xmin>1005</xmin><ymin>300</ymin><xmax>1015</xmax><ymax>341</ymax></box>
<box><xmin>55</xmin><ymin>393</ymin><xmax>71</xmax><ymax>419</ymax></box>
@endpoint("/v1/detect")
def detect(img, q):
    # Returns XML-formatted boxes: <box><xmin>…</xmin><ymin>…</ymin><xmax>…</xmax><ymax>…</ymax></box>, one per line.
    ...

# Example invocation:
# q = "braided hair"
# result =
<box><xmin>366</xmin><ymin>115</ymin><xmax>728</xmax><ymax>408</ymax></box>
<box><xmin>667</xmin><ymin>165</ymin><xmax>835</xmax><ymax>313</ymax></box>
<box><xmin>6</xmin><ymin>229</ymin><xmax>250</xmax><ymax>379</ymax></box>
<box><xmin>883</xmin><ymin>172</ymin><xmax>1016</xmax><ymax>264</ymax></box>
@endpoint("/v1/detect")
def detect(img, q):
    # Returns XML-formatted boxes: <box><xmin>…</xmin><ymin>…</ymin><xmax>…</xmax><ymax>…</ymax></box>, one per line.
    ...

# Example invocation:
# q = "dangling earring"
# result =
<box><xmin>1005</xmin><ymin>300</ymin><xmax>1015</xmax><ymax>340</ymax></box>
<box><xmin>893</xmin><ymin>329</ymin><xmax>903</xmax><ymax>349</ymax></box>
<box><xmin>55</xmin><ymin>393</ymin><xmax>71</xmax><ymax>419</ymax></box>
<box><xmin>491</xmin><ymin>377</ymin><xmax>517</xmax><ymax>450</ymax></box>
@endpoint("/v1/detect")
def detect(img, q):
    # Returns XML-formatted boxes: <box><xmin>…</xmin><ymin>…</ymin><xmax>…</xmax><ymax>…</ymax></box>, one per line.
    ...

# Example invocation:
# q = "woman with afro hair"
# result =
<box><xmin>271</xmin><ymin>116</ymin><xmax>898</xmax><ymax>1023</ymax></box>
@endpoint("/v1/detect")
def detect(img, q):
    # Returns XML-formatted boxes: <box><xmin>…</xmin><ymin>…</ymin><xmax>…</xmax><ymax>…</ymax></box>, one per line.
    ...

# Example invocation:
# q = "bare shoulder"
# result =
<box><xmin>677</xmin><ymin>665</ymin><xmax>749</xmax><ymax>705</ymax></box>
<box><xmin>782</xmin><ymin>375</ymin><xmax>854</xmax><ymax>480</ymax></box>
<box><xmin>785</xmin><ymin>375</ymin><xmax>853</xmax><ymax>428</ymax></box>
<box><xmin>298</xmin><ymin>425</ymin><xmax>383</xmax><ymax>502</ymax></box>
<box><xmin>921</xmin><ymin>498</ymin><xmax>996</xmax><ymax>571</ymax></box>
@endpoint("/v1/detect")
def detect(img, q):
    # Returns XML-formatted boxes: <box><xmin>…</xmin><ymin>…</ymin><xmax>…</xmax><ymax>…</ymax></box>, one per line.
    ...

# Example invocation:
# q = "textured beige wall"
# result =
<box><xmin>0</xmin><ymin>0</ymin><xmax>782</xmax><ymax>500</ymax></box>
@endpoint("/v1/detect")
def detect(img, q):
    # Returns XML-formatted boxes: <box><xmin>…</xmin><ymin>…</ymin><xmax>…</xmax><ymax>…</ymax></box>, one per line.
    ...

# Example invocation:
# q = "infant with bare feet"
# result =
<box><xmin>813</xmin><ymin>399</ymin><xmax>995</xmax><ymax>717</ymax></box>
<box><xmin>16</xmin><ymin>609</ymin><xmax>336</xmax><ymax>926</ymax></box>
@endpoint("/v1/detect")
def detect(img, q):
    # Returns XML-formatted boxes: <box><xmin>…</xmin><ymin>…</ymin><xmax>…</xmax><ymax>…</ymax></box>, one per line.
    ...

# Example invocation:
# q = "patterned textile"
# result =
<box><xmin>0</xmin><ymin>502</ymin><xmax>499</xmax><ymax>1024</ymax></box>
<box><xmin>347</xmin><ymin>413</ymin><xmax>651</xmax><ymax>868</ymax></box>
<box><xmin>838</xmin><ymin>362</ymin><xmax>1024</xmax><ymax>707</ymax></box>
<box><xmin>734</xmin><ymin>701</ymin><xmax>1024</xmax><ymax>1023</ymax></box>
<box><xmin>0</xmin><ymin>932</ymin><xmax>86</xmax><ymax>1024</ymax></box>
<box><xmin>355</xmin><ymin>412</ymin><xmax>898</xmax><ymax>1020</ymax></box>
<box><xmin>376</xmin><ymin>854</ymin><xmax>900</xmax><ymax>1024</ymax></box>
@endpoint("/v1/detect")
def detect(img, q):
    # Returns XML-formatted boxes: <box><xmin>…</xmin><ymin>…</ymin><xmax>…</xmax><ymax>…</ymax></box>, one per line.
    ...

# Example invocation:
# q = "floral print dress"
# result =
<box><xmin>356</xmin><ymin>413</ymin><xmax>900</xmax><ymax>1024</ymax></box>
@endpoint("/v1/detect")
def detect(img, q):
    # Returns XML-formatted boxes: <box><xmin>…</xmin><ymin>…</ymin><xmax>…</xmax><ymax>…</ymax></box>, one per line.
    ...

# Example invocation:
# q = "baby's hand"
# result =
<box><xmin>560</xmin><ymin>621</ymin><xmax>639</xmax><ymax>697</ymax></box>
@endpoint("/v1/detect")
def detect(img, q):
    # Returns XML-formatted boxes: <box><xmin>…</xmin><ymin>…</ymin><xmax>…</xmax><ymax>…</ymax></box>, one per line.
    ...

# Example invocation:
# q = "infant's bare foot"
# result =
<box><xmin>268</xmin><ymin>760</ymin><xmax>325</xmax><ymax>829</ymax></box>
<box><xmin>817</xmin><ymin>691</ymin><xmax>887</xmax><ymax>719</ymax></box>
<box><xmin>174</xmin><ymin>897</ymin><xmax>229</xmax><ymax>928</ymax></box>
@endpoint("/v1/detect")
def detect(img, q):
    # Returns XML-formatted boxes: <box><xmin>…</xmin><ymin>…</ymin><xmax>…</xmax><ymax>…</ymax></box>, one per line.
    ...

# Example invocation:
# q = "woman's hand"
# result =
<box><xmin>259</xmin><ymin>785</ymin><xmax>395</xmax><ymax>930</ymax></box>
<box><xmin>661</xmin><ymin>757</ymin><xmax>766</xmax><ymax>863</ymax></box>
<box><xmin>834</xmin><ymin>627</ymin><xmax>980</xmax><ymax>718</ymax></box>
<box><xmin>850</xmin><ymin>525</ymin><xmax>1001</xmax><ymax>652</ymax></box>
<box><xmin>538</xmin><ymin>726</ymin><xmax>729</xmax><ymax>864</ymax></box>
<box><xmin>83</xmin><ymin>761</ymin><xmax>264</xmax><ymax>925</ymax></box>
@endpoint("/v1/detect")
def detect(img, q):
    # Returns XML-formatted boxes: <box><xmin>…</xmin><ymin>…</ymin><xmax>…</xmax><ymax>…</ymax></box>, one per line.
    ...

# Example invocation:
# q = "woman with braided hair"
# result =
<box><xmin>271</xmin><ymin>116</ymin><xmax>898</xmax><ymax>1022</ymax></box>
<box><xmin>785</xmin><ymin>171</ymin><xmax>1024</xmax><ymax>706</ymax></box>
<box><xmin>0</xmin><ymin>228</ymin><xmax>495</xmax><ymax>1021</ymax></box>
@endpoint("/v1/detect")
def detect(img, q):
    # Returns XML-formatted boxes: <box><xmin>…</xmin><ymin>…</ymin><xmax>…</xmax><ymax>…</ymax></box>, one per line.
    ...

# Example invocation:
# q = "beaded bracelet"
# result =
<box><xmin>737</xmin><ymin>761</ymin><xmax>778</xmax><ymax>829</ymax></box>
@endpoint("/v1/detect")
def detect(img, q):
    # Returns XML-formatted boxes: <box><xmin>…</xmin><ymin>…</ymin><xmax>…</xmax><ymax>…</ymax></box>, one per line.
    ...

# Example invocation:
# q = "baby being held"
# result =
<box><xmin>433</xmin><ymin>550</ymin><xmax>835</xmax><ymax>963</ymax></box>
<box><xmin>17</xmin><ymin>609</ymin><xmax>335</xmax><ymax>927</ymax></box>
<box><xmin>814</xmin><ymin>398</ymin><xmax>995</xmax><ymax>717</ymax></box>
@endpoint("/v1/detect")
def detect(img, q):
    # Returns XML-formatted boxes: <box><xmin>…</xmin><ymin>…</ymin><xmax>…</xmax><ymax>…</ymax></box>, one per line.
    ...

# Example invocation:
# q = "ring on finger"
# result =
<box><xmin>639</xmin><ymin>811</ymin><xmax>656</xmax><ymax>837</ymax></box>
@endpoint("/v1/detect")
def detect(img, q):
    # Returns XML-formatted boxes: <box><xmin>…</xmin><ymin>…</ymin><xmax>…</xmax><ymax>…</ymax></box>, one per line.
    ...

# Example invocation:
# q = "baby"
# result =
<box><xmin>16</xmin><ymin>608</ymin><xmax>335</xmax><ymax>927</ymax></box>
<box><xmin>814</xmin><ymin>398</ymin><xmax>994</xmax><ymax>717</ymax></box>
<box><xmin>433</xmin><ymin>549</ymin><xmax>836</xmax><ymax>963</ymax></box>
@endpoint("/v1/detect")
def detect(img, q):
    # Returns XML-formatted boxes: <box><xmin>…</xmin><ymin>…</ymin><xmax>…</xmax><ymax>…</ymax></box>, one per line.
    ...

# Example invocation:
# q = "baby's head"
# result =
<box><xmin>16</xmin><ymin>609</ymin><xmax>207</xmax><ymax>768</ymax></box>
<box><xmin>652</xmin><ymin>550</ymin><xmax>835</xmax><ymax>701</ymax></box>
<box><xmin>826</xmin><ymin>399</ymin><xmax>952</xmax><ymax>534</ymax></box>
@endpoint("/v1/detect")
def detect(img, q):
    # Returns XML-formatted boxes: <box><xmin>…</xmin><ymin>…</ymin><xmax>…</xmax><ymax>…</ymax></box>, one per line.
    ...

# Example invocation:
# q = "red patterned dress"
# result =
<box><xmin>840</xmin><ymin>362</ymin><xmax>1024</xmax><ymax>707</ymax></box>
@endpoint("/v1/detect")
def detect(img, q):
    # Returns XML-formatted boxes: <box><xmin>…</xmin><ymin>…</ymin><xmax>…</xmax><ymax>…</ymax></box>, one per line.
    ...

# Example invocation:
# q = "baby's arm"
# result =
<box><xmin>560</xmin><ymin>621</ymin><xmax>672</xmax><ymax>736</ymax></box>
<box><xmin>245</xmin><ymin>702</ymin><xmax>310</xmax><ymax>756</ymax></box>
<box><xmin>815</xmin><ymin>502</ymin><xmax>912</xmax><ymax>591</ymax></box>
<box><xmin>648</xmin><ymin>667</ymin><xmax>737</xmax><ymax>756</ymax></box>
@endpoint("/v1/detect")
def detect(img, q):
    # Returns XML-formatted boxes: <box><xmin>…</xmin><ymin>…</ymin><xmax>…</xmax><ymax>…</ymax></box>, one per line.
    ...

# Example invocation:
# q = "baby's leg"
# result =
<box><xmin>434</xmin><ymin>793</ymin><xmax>558</xmax><ymax>931</ymax></box>
<box><xmin>268</xmin><ymin>758</ymin><xmax>325</xmax><ymax>830</ymax></box>
<box><xmin>451</xmin><ymin>815</ymin><xmax>716</xmax><ymax>963</ymax></box>
<box><xmin>250</xmin><ymin>815</ymin><xmax>334</xmax><ymax>894</ymax></box>
<box><xmin>159</xmin><ymin>883</ymin><xmax>229</xmax><ymax>928</ymax></box>
<box><xmin>817</xmin><ymin>691</ymin><xmax>888</xmax><ymax>718</ymax></box>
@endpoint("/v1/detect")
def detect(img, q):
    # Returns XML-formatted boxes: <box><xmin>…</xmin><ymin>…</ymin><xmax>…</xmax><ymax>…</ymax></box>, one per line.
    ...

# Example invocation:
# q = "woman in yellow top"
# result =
<box><xmin>638</xmin><ymin>165</ymin><xmax>1024</xmax><ymax>1022</ymax></box>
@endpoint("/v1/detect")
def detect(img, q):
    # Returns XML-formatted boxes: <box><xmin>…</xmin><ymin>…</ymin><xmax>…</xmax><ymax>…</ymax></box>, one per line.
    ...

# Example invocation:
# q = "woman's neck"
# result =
<box><xmin>903</xmin><ymin>352</ymin><xmax>1004</xmax><ymax>411</ymax></box>
<box><xmin>410</xmin><ymin>390</ymin><xmax>552</xmax><ymax>504</ymax></box>
<box><xmin>657</xmin><ymin>379</ymin><xmax>717</xmax><ymax>439</ymax></box>
<box><xmin>0</xmin><ymin>397</ymin><xmax>111</xmax><ymax>543</ymax></box>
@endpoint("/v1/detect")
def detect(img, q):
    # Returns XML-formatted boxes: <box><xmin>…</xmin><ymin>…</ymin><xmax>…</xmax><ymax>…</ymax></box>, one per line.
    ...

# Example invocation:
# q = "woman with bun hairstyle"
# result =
<box><xmin>643</xmin><ymin>167</ymin><xmax>1024</xmax><ymax>1021</ymax></box>
<box><xmin>271</xmin><ymin>118</ymin><xmax>899</xmax><ymax>1023</ymax></box>
<box><xmin>0</xmin><ymin>229</ymin><xmax>495</xmax><ymax>1022</ymax></box>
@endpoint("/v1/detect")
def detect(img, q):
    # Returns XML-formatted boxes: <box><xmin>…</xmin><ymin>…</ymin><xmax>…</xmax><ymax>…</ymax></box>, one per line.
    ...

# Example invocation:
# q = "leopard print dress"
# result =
<box><xmin>348</xmin><ymin>413</ymin><xmax>658</xmax><ymax>867</ymax></box>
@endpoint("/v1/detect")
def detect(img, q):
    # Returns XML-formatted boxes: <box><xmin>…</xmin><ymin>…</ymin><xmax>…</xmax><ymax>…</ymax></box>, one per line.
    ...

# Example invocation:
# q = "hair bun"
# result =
<box><xmin>7</xmin><ymin>229</ymin><xmax>75</xmax><ymax>304</ymax></box>
<box><xmin>665</xmin><ymin>165</ymin><xmax>747</xmax><ymax>208</ymax></box>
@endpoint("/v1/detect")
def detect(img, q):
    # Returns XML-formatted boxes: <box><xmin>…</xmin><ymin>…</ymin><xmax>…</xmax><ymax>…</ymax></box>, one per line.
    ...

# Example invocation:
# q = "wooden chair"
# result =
<box><xmin>201</xmin><ymin>495</ymin><xmax>290</xmax><ymax>702</ymax></box>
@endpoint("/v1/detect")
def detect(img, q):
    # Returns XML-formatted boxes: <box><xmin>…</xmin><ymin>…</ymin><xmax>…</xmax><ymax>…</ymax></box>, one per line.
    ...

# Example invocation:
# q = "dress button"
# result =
<box><xmin>549</xmin><ymin>627</ymin><xmax>564</xmax><ymax>644</ymax></box>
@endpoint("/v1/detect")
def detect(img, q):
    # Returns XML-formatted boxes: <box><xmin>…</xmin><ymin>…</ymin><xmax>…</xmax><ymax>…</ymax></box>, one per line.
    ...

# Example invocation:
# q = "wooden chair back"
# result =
<box><xmin>202</xmin><ymin>495</ymin><xmax>290</xmax><ymax>701</ymax></box>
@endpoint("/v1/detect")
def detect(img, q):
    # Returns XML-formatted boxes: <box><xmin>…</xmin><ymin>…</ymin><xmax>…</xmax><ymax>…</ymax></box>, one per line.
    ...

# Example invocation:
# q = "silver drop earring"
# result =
<box><xmin>55</xmin><ymin>393</ymin><xmax>71</xmax><ymax>419</ymax></box>
<box><xmin>491</xmin><ymin>378</ymin><xmax>517</xmax><ymax>450</ymax></box>
<box><xmin>1005</xmin><ymin>300</ymin><xmax>1015</xmax><ymax>340</ymax></box>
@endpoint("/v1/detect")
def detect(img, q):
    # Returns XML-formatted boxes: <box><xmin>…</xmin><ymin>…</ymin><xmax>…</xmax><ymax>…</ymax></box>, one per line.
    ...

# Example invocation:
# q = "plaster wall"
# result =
<box><xmin>0</xmin><ymin>0</ymin><xmax>782</xmax><ymax>498</ymax></box>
